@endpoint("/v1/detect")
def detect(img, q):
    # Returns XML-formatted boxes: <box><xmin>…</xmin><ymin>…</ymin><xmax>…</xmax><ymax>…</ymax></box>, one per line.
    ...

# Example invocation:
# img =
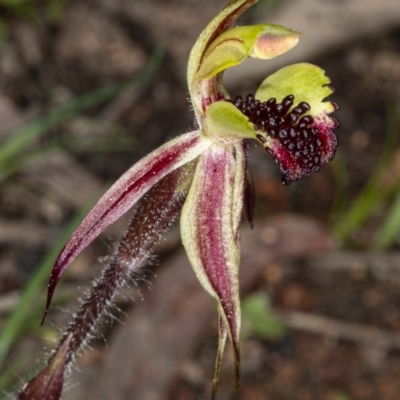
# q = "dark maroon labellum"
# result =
<box><xmin>232</xmin><ymin>94</ymin><xmax>338</xmax><ymax>184</ymax></box>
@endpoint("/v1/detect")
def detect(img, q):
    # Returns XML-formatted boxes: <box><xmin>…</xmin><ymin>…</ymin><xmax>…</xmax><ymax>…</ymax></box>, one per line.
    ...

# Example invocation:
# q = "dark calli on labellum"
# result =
<box><xmin>18</xmin><ymin>1</ymin><xmax>339</xmax><ymax>400</ymax></box>
<box><xmin>232</xmin><ymin>93</ymin><xmax>339</xmax><ymax>184</ymax></box>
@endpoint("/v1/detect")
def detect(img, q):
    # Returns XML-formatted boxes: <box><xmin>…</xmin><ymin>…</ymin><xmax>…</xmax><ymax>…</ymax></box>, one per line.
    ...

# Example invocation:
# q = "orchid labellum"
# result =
<box><xmin>19</xmin><ymin>0</ymin><xmax>338</xmax><ymax>399</ymax></box>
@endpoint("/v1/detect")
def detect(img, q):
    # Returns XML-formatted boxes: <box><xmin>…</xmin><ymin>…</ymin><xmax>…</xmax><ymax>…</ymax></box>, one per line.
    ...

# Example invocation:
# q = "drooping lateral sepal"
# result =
<box><xmin>180</xmin><ymin>143</ymin><xmax>246</xmax><ymax>397</ymax></box>
<box><xmin>254</xmin><ymin>63</ymin><xmax>338</xmax><ymax>183</ymax></box>
<box><xmin>18</xmin><ymin>336</ymin><xmax>71</xmax><ymax>400</ymax></box>
<box><xmin>55</xmin><ymin>162</ymin><xmax>198</xmax><ymax>367</ymax></box>
<box><xmin>43</xmin><ymin>131</ymin><xmax>211</xmax><ymax>322</ymax></box>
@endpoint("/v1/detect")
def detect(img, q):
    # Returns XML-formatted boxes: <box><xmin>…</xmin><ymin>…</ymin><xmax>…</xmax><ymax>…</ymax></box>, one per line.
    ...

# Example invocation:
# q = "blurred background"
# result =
<box><xmin>1</xmin><ymin>0</ymin><xmax>400</xmax><ymax>399</ymax></box>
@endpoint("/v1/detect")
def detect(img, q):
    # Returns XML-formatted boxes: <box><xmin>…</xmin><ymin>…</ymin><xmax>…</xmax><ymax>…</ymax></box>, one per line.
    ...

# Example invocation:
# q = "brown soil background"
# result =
<box><xmin>1</xmin><ymin>1</ymin><xmax>400</xmax><ymax>399</ymax></box>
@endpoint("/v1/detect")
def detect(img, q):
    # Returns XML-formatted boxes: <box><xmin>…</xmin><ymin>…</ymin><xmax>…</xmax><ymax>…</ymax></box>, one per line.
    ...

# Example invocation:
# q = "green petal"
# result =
<box><xmin>251</xmin><ymin>24</ymin><xmax>300</xmax><ymax>59</ymax></box>
<box><xmin>196</xmin><ymin>24</ymin><xmax>300</xmax><ymax>80</ymax></box>
<box><xmin>187</xmin><ymin>0</ymin><xmax>258</xmax><ymax>87</ymax></box>
<box><xmin>204</xmin><ymin>100</ymin><xmax>256</xmax><ymax>143</ymax></box>
<box><xmin>255</xmin><ymin>63</ymin><xmax>336</xmax><ymax>117</ymax></box>
<box><xmin>187</xmin><ymin>0</ymin><xmax>258</xmax><ymax>119</ymax></box>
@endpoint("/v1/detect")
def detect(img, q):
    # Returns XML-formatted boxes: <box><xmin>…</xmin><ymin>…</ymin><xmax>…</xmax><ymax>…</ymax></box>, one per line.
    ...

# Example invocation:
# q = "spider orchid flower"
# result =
<box><xmin>22</xmin><ymin>0</ymin><xmax>338</xmax><ymax>398</ymax></box>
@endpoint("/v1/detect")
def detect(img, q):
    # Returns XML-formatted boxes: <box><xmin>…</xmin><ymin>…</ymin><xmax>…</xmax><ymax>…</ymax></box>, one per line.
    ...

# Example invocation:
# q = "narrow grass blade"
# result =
<box><xmin>0</xmin><ymin>45</ymin><xmax>163</xmax><ymax>175</ymax></box>
<box><xmin>334</xmin><ymin>104</ymin><xmax>399</xmax><ymax>242</ymax></box>
<box><xmin>375</xmin><ymin>185</ymin><xmax>400</xmax><ymax>249</ymax></box>
<box><xmin>0</xmin><ymin>203</ymin><xmax>94</xmax><ymax>370</ymax></box>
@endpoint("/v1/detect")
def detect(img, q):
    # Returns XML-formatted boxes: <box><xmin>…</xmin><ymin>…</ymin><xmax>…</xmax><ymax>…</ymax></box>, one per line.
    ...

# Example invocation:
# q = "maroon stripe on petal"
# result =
<box><xmin>51</xmin><ymin>162</ymin><xmax>197</xmax><ymax>370</ymax></box>
<box><xmin>181</xmin><ymin>144</ymin><xmax>244</xmax><ymax>397</ymax></box>
<box><xmin>43</xmin><ymin>131</ymin><xmax>206</xmax><ymax>322</ymax></box>
<box><xmin>193</xmin><ymin>146</ymin><xmax>240</xmax><ymax>342</ymax></box>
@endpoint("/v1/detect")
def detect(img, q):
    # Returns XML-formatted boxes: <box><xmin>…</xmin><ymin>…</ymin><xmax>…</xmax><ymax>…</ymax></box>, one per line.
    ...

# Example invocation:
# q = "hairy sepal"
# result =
<box><xmin>56</xmin><ymin>163</ymin><xmax>197</xmax><ymax>367</ymax></box>
<box><xmin>43</xmin><ymin>131</ymin><xmax>211</xmax><ymax>321</ymax></box>
<box><xmin>181</xmin><ymin>143</ymin><xmax>245</xmax><ymax>396</ymax></box>
<box><xmin>18</xmin><ymin>336</ymin><xmax>71</xmax><ymax>400</ymax></box>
